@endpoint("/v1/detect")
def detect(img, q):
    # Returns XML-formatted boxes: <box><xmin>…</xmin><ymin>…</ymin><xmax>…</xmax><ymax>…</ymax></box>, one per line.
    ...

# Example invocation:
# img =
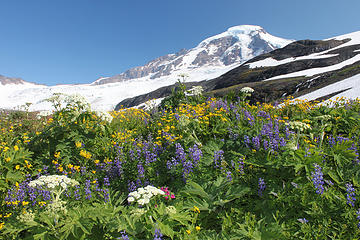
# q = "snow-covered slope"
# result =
<box><xmin>0</xmin><ymin>65</ymin><xmax>237</xmax><ymax>111</ymax></box>
<box><xmin>298</xmin><ymin>73</ymin><xmax>360</xmax><ymax>101</ymax></box>
<box><xmin>245</xmin><ymin>31</ymin><xmax>360</xmax><ymax>81</ymax></box>
<box><xmin>1</xmin><ymin>25</ymin><xmax>293</xmax><ymax>111</ymax></box>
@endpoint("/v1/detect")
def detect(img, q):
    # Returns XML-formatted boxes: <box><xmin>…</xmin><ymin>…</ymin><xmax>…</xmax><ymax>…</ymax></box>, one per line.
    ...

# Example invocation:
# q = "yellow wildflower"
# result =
<box><xmin>193</xmin><ymin>206</ymin><xmax>200</xmax><ymax>213</ymax></box>
<box><xmin>14</xmin><ymin>145</ymin><xmax>19</xmax><ymax>151</ymax></box>
<box><xmin>186</xmin><ymin>230</ymin><xmax>191</xmax><ymax>235</ymax></box>
<box><xmin>54</xmin><ymin>152</ymin><xmax>60</xmax><ymax>158</ymax></box>
<box><xmin>80</xmin><ymin>150</ymin><xmax>92</xmax><ymax>159</ymax></box>
<box><xmin>15</xmin><ymin>165</ymin><xmax>20</xmax><ymax>170</ymax></box>
<box><xmin>5</xmin><ymin>157</ymin><xmax>10</xmax><ymax>162</ymax></box>
<box><xmin>196</xmin><ymin>226</ymin><xmax>201</xmax><ymax>231</ymax></box>
<box><xmin>75</xmin><ymin>141</ymin><xmax>82</xmax><ymax>148</ymax></box>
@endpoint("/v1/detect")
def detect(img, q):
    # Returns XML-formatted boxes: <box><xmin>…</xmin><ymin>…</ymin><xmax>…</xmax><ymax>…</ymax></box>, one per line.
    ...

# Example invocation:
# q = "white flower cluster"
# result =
<box><xmin>185</xmin><ymin>86</ymin><xmax>203</xmax><ymax>96</ymax></box>
<box><xmin>144</xmin><ymin>99</ymin><xmax>160</xmax><ymax>111</ymax></box>
<box><xmin>240</xmin><ymin>87</ymin><xmax>255</xmax><ymax>94</ymax></box>
<box><xmin>64</xmin><ymin>93</ymin><xmax>91</xmax><ymax>111</ymax></box>
<box><xmin>36</xmin><ymin>110</ymin><xmax>52</xmax><ymax>119</ymax></box>
<box><xmin>314</xmin><ymin>115</ymin><xmax>332</xmax><ymax>121</ymax></box>
<box><xmin>17</xmin><ymin>210</ymin><xmax>35</xmax><ymax>223</ymax></box>
<box><xmin>94</xmin><ymin>110</ymin><xmax>113</xmax><ymax>123</ymax></box>
<box><xmin>29</xmin><ymin>175</ymin><xmax>79</xmax><ymax>190</ymax></box>
<box><xmin>45</xmin><ymin>200</ymin><xmax>68</xmax><ymax>216</ymax></box>
<box><xmin>127</xmin><ymin>185</ymin><xmax>165</xmax><ymax>205</ymax></box>
<box><xmin>286</xmin><ymin>121</ymin><xmax>312</xmax><ymax>132</ymax></box>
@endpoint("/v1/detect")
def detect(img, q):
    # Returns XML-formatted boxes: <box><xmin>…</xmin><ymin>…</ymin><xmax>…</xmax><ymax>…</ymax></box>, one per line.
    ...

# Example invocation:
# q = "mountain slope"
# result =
<box><xmin>92</xmin><ymin>25</ymin><xmax>292</xmax><ymax>85</ymax></box>
<box><xmin>0</xmin><ymin>25</ymin><xmax>292</xmax><ymax>111</ymax></box>
<box><xmin>117</xmin><ymin>31</ymin><xmax>360</xmax><ymax>109</ymax></box>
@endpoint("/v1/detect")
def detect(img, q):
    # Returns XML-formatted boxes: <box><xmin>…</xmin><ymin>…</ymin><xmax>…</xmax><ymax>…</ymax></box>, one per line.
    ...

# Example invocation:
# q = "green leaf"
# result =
<box><xmin>182</xmin><ymin>181</ymin><xmax>209</xmax><ymax>199</ymax></box>
<box><xmin>157</xmin><ymin>221</ymin><xmax>175</xmax><ymax>239</ymax></box>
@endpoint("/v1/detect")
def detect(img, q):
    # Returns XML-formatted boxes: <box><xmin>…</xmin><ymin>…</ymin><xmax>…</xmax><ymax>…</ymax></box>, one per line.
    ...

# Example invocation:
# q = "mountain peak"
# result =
<box><xmin>226</xmin><ymin>25</ymin><xmax>264</xmax><ymax>35</ymax></box>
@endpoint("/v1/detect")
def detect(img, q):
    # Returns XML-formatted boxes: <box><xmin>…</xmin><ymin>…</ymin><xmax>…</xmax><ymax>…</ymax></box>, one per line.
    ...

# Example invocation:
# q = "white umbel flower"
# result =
<box><xmin>286</xmin><ymin>121</ymin><xmax>311</xmax><ymax>132</ymax></box>
<box><xmin>185</xmin><ymin>86</ymin><xmax>203</xmax><ymax>96</ymax></box>
<box><xmin>240</xmin><ymin>87</ymin><xmax>254</xmax><ymax>94</ymax></box>
<box><xmin>29</xmin><ymin>175</ymin><xmax>79</xmax><ymax>190</ymax></box>
<box><xmin>127</xmin><ymin>185</ymin><xmax>165</xmax><ymax>205</ymax></box>
<box><xmin>37</xmin><ymin>110</ymin><xmax>52</xmax><ymax>119</ymax></box>
<box><xmin>94</xmin><ymin>110</ymin><xmax>113</xmax><ymax>123</ymax></box>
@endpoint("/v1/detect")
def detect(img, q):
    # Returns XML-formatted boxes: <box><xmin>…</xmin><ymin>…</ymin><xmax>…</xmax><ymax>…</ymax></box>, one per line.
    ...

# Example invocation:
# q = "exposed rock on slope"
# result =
<box><xmin>116</xmin><ymin>31</ymin><xmax>360</xmax><ymax>109</ymax></box>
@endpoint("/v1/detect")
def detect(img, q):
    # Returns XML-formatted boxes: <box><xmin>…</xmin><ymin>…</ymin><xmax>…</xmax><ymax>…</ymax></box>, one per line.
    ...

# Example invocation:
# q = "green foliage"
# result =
<box><xmin>1</xmin><ymin>93</ymin><xmax>360</xmax><ymax>239</ymax></box>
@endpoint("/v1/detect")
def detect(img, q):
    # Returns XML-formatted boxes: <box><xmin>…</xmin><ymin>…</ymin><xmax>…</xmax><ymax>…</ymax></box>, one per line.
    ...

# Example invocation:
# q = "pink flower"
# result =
<box><xmin>171</xmin><ymin>194</ymin><xmax>175</xmax><ymax>199</ymax></box>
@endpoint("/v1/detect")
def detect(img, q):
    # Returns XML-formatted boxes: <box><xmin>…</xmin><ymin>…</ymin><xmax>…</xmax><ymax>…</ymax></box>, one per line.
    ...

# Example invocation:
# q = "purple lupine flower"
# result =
<box><xmin>252</xmin><ymin>136</ymin><xmax>261</xmax><ymax>150</ymax></box>
<box><xmin>243</xmin><ymin>110</ymin><xmax>255</xmax><ymax>126</ymax></box>
<box><xmin>263</xmin><ymin>140</ymin><xmax>269</xmax><ymax>151</ymax></box>
<box><xmin>258</xmin><ymin>178</ymin><xmax>266</xmax><ymax>196</ymax></box>
<box><xmin>182</xmin><ymin>160</ymin><xmax>194</xmax><ymax>180</ymax></box>
<box><xmin>226</xmin><ymin>171</ymin><xmax>233</xmax><ymax>182</ymax></box>
<box><xmin>63</xmin><ymin>188</ymin><xmax>71</xmax><ymax>198</ymax></box>
<box><xmin>257</xmin><ymin>110</ymin><xmax>270</xmax><ymax>119</ymax></box>
<box><xmin>137</xmin><ymin>163</ymin><xmax>145</xmax><ymax>178</ymax></box>
<box><xmin>297</xmin><ymin>218</ymin><xmax>308</xmax><ymax>224</ymax></box>
<box><xmin>244</xmin><ymin>135</ymin><xmax>251</xmax><ymax>148</ymax></box>
<box><xmin>74</xmin><ymin>185</ymin><xmax>81</xmax><ymax>200</ymax></box>
<box><xmin>153</xmin><ymin>228</ymin><xmax>163</xmax><ymax>240</ymax></box>
<box><xmin>285</xmin><ymin>126</ymin><xmax>291</xmax><ymax>139</ymax></box>
<box><xmin>85</xmin><ymin>179</ymin><xmax>92</xmax><ymax>199</ymax></box>
<box><xmin>279</xmin><ymin>137</ymin><xmax>287</xmax><ymax>147</ymax></box>
<box><xmin>189</xmin><ymin>144</ymin><xmax>202</xmax><ymax>166</ymax></box>
<box><xmin>346</xmin><ymin>183</ymin><xmax>356</xmax><ymax>207</ymax></box>
<box><xmin>311</xmin><ymin>164</ymin><xmax>324</xmax><ymax>195</ymax></box>
<box><xmin>118</xmin><ymin>230</ymin><xmax>130</xmax><ymax>240</ymax></box>
<box><xmin>103</xmin><ymin>176</ymin><xmax>110</xmax><ymax>187</ymax></box>
<box><xmin>175</xmin><ymin>143</ymin><xmax>186</xmax><ymax>163</ymax></box>
<box><xmin>213</xmin><ymin>150</ymin><xmax>224</xmax><ymax>168</ymax></box>
<box><xmin>238</xmin><ymin>158</ymin><xmax>245</xmax><ymax>175</ymax></box>
<box><xmin>102</xmin><ymin>188</ymin><xmax>110</xmax><ymax>202</ymax></box>
<box><xmin>328</xmin><ymin>136</ymin><xmax>336</xmax><ymax>147</ymax></box>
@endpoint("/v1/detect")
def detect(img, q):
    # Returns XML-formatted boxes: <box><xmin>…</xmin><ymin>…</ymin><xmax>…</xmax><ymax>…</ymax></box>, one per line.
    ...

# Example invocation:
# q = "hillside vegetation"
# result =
<box><xmin>0</xmin><ymin>87</ymin><xmax>360</xmax><ymax>239</ymax></box>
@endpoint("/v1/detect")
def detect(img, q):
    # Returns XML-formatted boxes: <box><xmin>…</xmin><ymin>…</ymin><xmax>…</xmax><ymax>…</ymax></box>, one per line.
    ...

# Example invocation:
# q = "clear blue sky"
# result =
<box><xmin>0</xmin><ymin>0</ymin><xmax>359</xmax><ymax>85</ymax></box>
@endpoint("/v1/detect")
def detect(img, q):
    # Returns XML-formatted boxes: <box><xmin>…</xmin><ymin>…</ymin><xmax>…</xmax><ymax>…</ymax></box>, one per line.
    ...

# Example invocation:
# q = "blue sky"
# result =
<box><xmin>0</xmin><ymin>0</ymin><xmax>359</xmax><ymax>85</ymax></box>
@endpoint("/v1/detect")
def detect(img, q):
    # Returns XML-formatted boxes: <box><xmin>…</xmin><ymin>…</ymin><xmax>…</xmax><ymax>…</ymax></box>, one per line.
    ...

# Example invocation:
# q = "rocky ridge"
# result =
<box><xmin>92</xmin><ymin>25</ymin><xmax>292</xmax><ymax>85</ymax></box>
<box><xmin>116</xmin><ymin>31</ymin><xmax>360</xmax><ymax>109</ymax></box>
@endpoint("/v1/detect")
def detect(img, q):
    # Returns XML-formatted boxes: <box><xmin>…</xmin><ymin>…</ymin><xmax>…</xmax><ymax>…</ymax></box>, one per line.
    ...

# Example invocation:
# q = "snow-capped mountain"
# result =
<box><xmin>117</xmin><ymin>30</ymin><xmax>360</xmax><ymax>108</ymax></box>
<box><xmin>92</xmin><ymin>25</ymin><xmax>292</xmax><ymax>85</ymax></box>
<box><xmin>0</xmin><ymin>75</ymin><xmax>30</xmax><ymax>85</ymax></box>
<box><xmin>0</xmin><ymin>25</ymin><xmax>293</xmax><ymax>111</ymax></box>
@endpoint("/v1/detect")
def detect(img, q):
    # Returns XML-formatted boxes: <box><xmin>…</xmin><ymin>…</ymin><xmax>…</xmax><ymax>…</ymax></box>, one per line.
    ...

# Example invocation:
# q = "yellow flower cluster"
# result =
<box><xmin>79</xmin><ymin>149</ymin><xmax>92</xmax><ymax>159</ymax></box>
<box><xmin>111</xmin><ymin>108</ymin><xmax>149</xmax><ymax>123</ymax></box>
<box><xmin>111</xmin><ymin>129</ymin><xmax>137</xmax><ymax>145</ymax></box>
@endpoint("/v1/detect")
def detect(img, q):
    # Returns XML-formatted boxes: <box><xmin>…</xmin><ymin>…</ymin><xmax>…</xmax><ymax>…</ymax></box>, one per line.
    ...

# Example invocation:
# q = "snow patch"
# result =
<box><xmin>264</xmin><ymin>54</ymin><xmax>360</xmax><ymax>81</ymax></box>
<box><xmin>298</xmin><ymin>73</ymin><xmax>360</xmax><ymax>101</ymax></box>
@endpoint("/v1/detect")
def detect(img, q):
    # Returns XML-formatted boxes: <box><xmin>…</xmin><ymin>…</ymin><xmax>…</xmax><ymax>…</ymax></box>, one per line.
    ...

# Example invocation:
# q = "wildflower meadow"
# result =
<box><xmin>0</xmin><ymin>85</ymin><xmax>360</xmax><ymax>239</ymax></box>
